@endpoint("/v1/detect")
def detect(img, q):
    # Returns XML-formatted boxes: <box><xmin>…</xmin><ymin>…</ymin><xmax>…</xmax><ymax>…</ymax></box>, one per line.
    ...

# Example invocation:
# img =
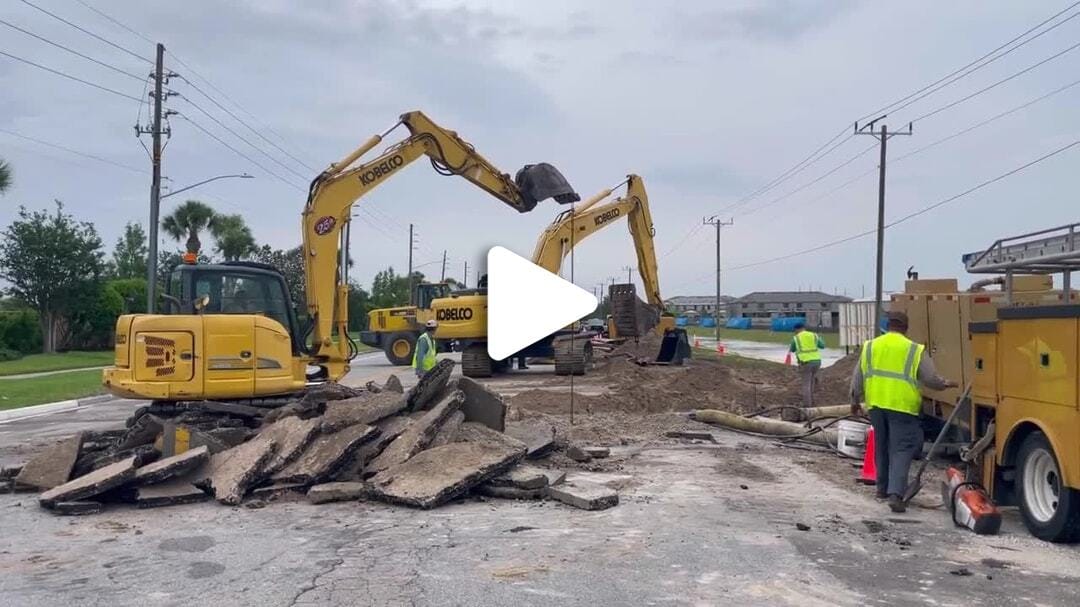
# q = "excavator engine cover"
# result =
<box><xmin>515</xmin><ymin>163</ymin><xmax>580</xmax><ymax>209</ymax></box>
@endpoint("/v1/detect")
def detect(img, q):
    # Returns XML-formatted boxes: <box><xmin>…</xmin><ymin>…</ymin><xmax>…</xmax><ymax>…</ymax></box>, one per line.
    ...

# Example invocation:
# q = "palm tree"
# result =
<box><xmin>0</xmin><ymin>158</ymin><xmax>12</xmax><ymax>195</ymax></box>
<box><xmin>161</xmin><ymin>199</ymin><xmax>215</xmax><ymax>255</ymax></box>
<box><xmin>209</xmin><ymin>213</ymin><xmax>257</xmax><ymax>261</ymax></box>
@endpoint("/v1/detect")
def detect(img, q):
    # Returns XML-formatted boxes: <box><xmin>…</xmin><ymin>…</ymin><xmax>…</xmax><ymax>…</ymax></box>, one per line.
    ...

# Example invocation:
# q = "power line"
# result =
<box><xmin>16</xmin><ymin>0</ymin><xmax>152</xmax><ymax>65</ymax></box>
<box><xmin>71</xmin><ymin>0</ymin><xmax>155</xmax><ymax>45</ymax></box>
<box><xmin>175</xmin><ymin>94</ymin><xmax>310</xmax><ymax>183</ymax></box>
<box><xmin>175</xmin><ymin>113</ymin><xmax>306</xmax><ymax>193</ymax></box>
<box><xmin>0</xmin><ymin>126</ymin><xmax>147</xmax><ymax>174</ymax></box>
<box><xmin>0</xmin><ymin>17</ymin><xmax>145</xmax><ymax>81</ymax></box>
<box><xmin>740</xmin><ymin>142</ymin><xmax>878</xmax><ymax>218</ymax></box>
<box><xmin>0</xmin><ymin>49</ymin><xmax>143</xmax><ymax>101</ymax></box>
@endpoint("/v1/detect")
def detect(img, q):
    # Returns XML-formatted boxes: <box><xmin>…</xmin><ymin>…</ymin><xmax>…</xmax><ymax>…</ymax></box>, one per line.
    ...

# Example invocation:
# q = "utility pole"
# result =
<box><xmin>440</xmin><ymin>250</ymin><xmax>447</xmax><ymax>282</ymax></box>
<box><xmin>856</xmin><ymin>117</ymin><xmax>912</xmax><ymax>334</ymax></box>
<box><xmin>703</xmin><ymin>216</ymin><xmax>733</xmax><ymax>343</ymax></box>
<box><xmin>622</xmin><ymin>265</ymin><xmax>633</xmax><ymax>285</ymax></box>
<box><xmin>140</xmin><ymin>43</ymin><xmax>173</xmax><ymax>313</ymax></box>
<box><xmin>463</xmin><ymin>260</ymin><xmax>468</xmax><ymax>288</ymax></box>
<box><xmin>407</xmin><ymin>223</ymin><xmax>415</xmax><ymax>305</ymax></box>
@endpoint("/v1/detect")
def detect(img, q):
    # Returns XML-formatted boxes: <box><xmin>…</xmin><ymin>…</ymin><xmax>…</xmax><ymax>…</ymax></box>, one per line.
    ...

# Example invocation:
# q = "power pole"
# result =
<box><xmin>856</xmin><ymin>117</ymin><xmax>912</xmax><ymax>334</ymax></box>
<box><xmin>622</xmin><ymin>265</ymin><xmax>633</xmax><ymax>285</ymax></box>
<box><xmin>704</xmin><ymin>216</ymin><xmax>733</xmax><ymax>343</ymax></box>
<box><xmin>140</xmin><ymin>43</ymin><xmax>173</xmax><ymax>313</ymax></box>
<box><xmin>440</xmin><ymin>250</ymin><xmax>447</xmax><ymax>281</ymax></box>
<box><xmin>407</xmin><ymin>223</ymin><xmax>415</xmax><ymax>305</ymax></box>
<box><xmin>463</xmin><ymin>260</ymin><xmax>468</xmax><ymax>288</ymax></box>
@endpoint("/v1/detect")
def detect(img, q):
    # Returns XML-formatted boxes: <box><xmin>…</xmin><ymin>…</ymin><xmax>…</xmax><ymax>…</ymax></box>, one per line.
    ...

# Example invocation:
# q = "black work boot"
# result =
<box><xmin>875</xmin><ymin>489</ymin><xmax>888</xmax><ymax>500</ymax></box>
<box><xmin>888</xmin><ymin>494</ymin><xmax>906</xmax><ymax>513</ymax></box>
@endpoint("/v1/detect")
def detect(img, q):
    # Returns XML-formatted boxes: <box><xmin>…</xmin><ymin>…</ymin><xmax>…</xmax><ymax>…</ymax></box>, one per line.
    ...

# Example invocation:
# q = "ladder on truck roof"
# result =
<box><xmin>962</xmin><ymin>222</ymin><xmax>1080</xmax><ymax>296</ymax></box>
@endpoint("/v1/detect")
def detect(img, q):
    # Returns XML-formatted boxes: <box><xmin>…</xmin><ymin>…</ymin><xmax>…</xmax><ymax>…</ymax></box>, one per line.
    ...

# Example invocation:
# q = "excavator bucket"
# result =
<box><xmin>656</xmin><ymin>328</ymin><xmax>691</xmax><ymax>365</ymax></box>
<box><xmin>515</xmin><ymin>163</ymin><xmax>580</xmax><ymax>209</ymax></box>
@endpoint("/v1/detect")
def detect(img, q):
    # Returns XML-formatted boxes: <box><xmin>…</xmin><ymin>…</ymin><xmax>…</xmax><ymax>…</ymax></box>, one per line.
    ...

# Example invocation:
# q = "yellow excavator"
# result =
<box><xmin>430</xmin><ymin>174</ymin><xmax>675</xmax><ymax>377</ymax></box>
<box><xmin>103</xmin><ymin>111</ymin><xmax>578</xmax><ymax>401</ymax></box>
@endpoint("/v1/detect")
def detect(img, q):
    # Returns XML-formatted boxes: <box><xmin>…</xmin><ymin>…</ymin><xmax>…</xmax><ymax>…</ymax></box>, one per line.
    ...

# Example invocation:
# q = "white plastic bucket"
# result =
<box><xmin>836</xmin><ymin>420</ymin><xmax>870</xmax><ymax>458</ymax></box>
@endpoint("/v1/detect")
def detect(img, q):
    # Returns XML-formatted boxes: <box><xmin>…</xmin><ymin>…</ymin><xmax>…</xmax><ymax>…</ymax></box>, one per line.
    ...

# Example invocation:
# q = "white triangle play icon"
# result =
<box><xmin>487</xmin><ymin>246</ymin><xmax>598</xmax><ymax>360</ymax></box>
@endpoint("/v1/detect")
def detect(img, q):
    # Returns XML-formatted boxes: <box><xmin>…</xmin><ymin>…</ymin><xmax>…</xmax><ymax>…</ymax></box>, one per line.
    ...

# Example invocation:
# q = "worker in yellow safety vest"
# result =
<box><xmin>790</xmin><ymin>322</ymin><xmax>825</xmax><ymax>410</ymax></box>
<box><xmin>413</xmin><ymin>320</ymin><xmax>438</xmax><ymax>377</ymax></box>
<box><xmin>850</xmin><ymin>311</ymin><xmax>957</xmax><ymax>513</ymax></box>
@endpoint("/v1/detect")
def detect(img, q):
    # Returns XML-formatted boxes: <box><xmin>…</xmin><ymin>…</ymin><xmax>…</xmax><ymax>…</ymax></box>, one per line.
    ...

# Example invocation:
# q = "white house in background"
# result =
<box><xmin>664</xmin><ymin>295</ymin><xmax>735</xmax><ymax>317</ymax></box>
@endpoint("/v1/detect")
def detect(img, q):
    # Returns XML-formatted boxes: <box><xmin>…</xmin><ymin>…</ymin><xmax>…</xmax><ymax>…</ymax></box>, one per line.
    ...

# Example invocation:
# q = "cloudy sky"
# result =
<box><xmin>2</xmin><ymin>0</ymin><xmax>1079</xmax><ymax>300</ymax></box>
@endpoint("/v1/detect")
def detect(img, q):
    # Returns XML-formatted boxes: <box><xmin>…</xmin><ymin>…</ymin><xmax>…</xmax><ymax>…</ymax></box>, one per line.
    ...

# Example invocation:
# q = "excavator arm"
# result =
<box><xmin>301</xmin><ymin>111</ymin><xmax>578</xmax><ymax>367</ymax></box>
<box><xmin>531</xmin><ymin>174</ymin><xmax>663</xmax><ymax>306</ymax></box>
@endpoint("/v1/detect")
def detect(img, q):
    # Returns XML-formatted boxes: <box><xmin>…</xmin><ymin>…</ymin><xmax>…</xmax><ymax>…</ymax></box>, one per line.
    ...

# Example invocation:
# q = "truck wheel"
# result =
<box><xmin>462</xmin><ymin>345</ymin><xmax>492</xmax><ymax>378</ymax></box>
<box><xmin>1017</xmin><ymin>431</ymin><xmax>1080</xmax><ymax>543</ymax></box>
<box><xmin>383</xmin><ymin>332</ymin><xmax>416</xmax><ymax>366</ymax></box>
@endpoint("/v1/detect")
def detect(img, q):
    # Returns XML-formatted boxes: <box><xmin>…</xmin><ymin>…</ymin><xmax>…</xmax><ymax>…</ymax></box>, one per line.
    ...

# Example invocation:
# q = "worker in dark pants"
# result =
<box><xmin>850</xmin><ymin>311</ymin><xmax>957</xmax><ymax>513</ymax></box>
<box><xmin>790</xmin><ymin>322</ymin><xmax>825</xmax><ymax>409</ymax></box>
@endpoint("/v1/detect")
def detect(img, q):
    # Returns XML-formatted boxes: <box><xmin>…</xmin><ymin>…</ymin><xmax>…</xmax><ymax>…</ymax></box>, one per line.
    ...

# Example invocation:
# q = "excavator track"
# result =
<box><xmin>461</xmin><ymin>344</ymin><xmax>494</xmax><ymax>378</ymax></box>
<box><xmin>553</xmin><ymin>335</ymin><xmax>592</xmax><ymax>376</ymax></box>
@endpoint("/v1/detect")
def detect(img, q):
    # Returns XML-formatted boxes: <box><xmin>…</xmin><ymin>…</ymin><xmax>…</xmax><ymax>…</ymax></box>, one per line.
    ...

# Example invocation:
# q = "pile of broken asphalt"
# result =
<box><xmin>1</xmin><ymin>360</ymin><xmax>620</xmax><ymax>516</ymax></box>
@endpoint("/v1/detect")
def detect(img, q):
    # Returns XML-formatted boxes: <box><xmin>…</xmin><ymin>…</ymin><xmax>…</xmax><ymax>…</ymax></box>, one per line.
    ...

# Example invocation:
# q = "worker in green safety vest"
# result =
<box><xmin>790</xmin><ymin>321</ymin><xmax>826</xmax><ymax>411</ymax></box>
<box><xmin>850</xmin><ymin>311</ymin><xmax>957</xmax><ymax>513</ymax></box>
<box><xmin>413</xmin><ymin>319</ymin><xmax>438</xmax><ymax>377</ymax></box>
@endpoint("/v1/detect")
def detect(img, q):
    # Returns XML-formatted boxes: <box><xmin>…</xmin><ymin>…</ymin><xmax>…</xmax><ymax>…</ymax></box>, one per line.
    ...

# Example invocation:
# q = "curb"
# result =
<box><xmin>0</xmin><ymin>394</ymin><xmax>112</xmax><ymax>425</ymax></box>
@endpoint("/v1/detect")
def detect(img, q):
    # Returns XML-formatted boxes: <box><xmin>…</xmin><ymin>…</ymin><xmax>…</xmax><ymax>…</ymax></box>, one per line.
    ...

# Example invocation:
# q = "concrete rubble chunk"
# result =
<box><xmin>539</xmin><ymin>469</ymin><xmax>567</xmax><ymax>487</ymax></box>
<box><xmin>545</xmin><ymin>479</ymin><xmax>619</xmax><ymax>511</ymax></box>
<box><xmin>565</xmin><ymin>445</ymin><xmax>593</xmax><ymax>463</ymax></box>
<box><xmin>320</xmin><ymin>393</ymin><xmax>406</xmax><ymax>434</ymax></box>
<box><xmin>134</xmin><ymin>445</ymin><xmax>209</xmax><ymax>486</ymax></box>
<box><xmin>429</xmin><ymin>410</ymin><xmax>465</xmax><ymax>449</ymax></box>
<box><xmin>158</xmin><ymin>422</ymin><xmax>237</xmax><ymax>457</ymax></box>
<box><xmin>1</xmin><ymin>464</ymin><xmax>24</xmax><ymax>480</ymax></box>
<box><xmin>136</xmin><ymin>478</ymin><xmax>209</xmax><ymax>508</ymax></box>
<box><xmin>364</xmin><ymin>380</ymin><xmax>383</xmax><ymax>394</ymax></box>
<box><xmin>368</xmin><ymin>441</ymin><xmax>525</xmax><ymax>509</ymax></box>
<box><xmin>664</xmin><ymin>430</ymin><xmax>716</xmax><ymax>442</ymax></box>
<box><xmin>504</xmin><ymin>420</ymin><xmax>557</xmax><ymax>459</ymax></box>
<box><xmin>117</xmin><ymin>414</ymin><xmax>164</xmax><ymax>450</ymax></box>
<box><xmin>583</xmin><ymin>446</ymin><xmax>611</xmax><ymax>459</ymax></box>
<box><xmin>488</xmin><ymin>464</ymin><xmax>550</xmax><ymax>490</ymax></box>
<box><xmin>456</xmin><ymin>377</ymin><xmax>507</xmax><ymax>431</ymax></box>
<box><xmin>301</xmin><ymin>382</ymin><xmax>364</xmax><ymax>405</ymax></box>
<box><xmin>406</xmin><ymin>359</ymin><xmax>454</xmax><ymax>411</ymax></box>
<box><xmin>476</xmin><ymin>484</ymin><xmax>544</xmax><ymax>500</ymax></box>
<box><xmin>308</xmin><ymin>481</ymin><xmax>368</xmax><ymax>504</ymax></box>
<box><xmin>258</xmin><ymin>416</ymin><xmax>321</xmax><ymax>475</ymax></box>
<box><xmin>202</xmin><ymin>436</ymin><xmax>279</xmax><ymax>506</ymax></box>
<box><xmin>273</xmin><ymin>424</ymin><xmax>379</xmax><ymax>484</ymax></box>
<box><xmin>251</xmin><ymin>483</ymin><xmax>307</xmax><ymax>499</ymax></box>
<box><xmin>39</xmin><ymin>455</ymin><xmax>138</xmax><ymax>508</ymax></box>
<box><xmin>455</xmin><ymin>422</ymin><xmax>528</xmax><ymax>453</ymax></box>
<box><xmin>384</xmin><ymin>374</ymin><xmax>403</xmax><ymax>394</ymax></box>
<box><xmin>336</xmin><ymin>416</ymin><xmax>412</xmax><ymax>481</ymax></box>
<box><xmin>52</xmin><ymin>501</ymin><xmax>104</xmax><ymax>516</ymax></box>
<box><xmin>365</xmin><ymin>390</ymin><xmax>464</xmax><ymax>476</ymax></box>
<box><xmin>73</xmin><ymin>444</ymin><xmax>158</xmax><ymax>478</ymax></box>
<box><xmin>15</xmin><ymin>432</ymin><xmax>84</xmax><ymax>490</ymax></box>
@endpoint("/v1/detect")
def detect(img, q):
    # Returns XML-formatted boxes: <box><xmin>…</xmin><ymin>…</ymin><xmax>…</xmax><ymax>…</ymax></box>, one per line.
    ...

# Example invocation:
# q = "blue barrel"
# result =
<box><xmin>675</xmin><ymin>316</ymin><xmax>688</xmax><ymax>327</ymax></box>
<box><xmin>770</xmin><ymin>317</ymin><xmax>805</xmax><ymax>332</ymax></box>
<box><xmin>701</xmin><ymin>316</ymin><xmax>717</xmax><ymax>328</ymax></box>
<box><xmin>725</xmin><ymin>317</ymin><xmax>752</xmax><ymax>330</ymax></box>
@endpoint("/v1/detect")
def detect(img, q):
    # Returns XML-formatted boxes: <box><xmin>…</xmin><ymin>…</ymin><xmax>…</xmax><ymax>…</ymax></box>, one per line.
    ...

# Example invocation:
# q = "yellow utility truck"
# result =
<box><xmin>103</xmin><ymin>110</ymin><xmax>578</xmax><ymax>401</ymax></box>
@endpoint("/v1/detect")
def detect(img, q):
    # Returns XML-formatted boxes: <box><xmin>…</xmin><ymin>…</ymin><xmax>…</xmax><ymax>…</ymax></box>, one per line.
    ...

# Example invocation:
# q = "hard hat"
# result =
<box><xmin>425</xmin><ymin>320</ymin><xmax>438</xmax><ymax>329</ymax></box>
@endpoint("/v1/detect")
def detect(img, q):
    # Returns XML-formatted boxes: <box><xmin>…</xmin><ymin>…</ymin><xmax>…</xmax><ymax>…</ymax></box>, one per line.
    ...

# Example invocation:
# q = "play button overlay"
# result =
<box><xmin>487</xmin><ymin>246</ymin><xmax>598</xmax><ymax>360</ymax></box>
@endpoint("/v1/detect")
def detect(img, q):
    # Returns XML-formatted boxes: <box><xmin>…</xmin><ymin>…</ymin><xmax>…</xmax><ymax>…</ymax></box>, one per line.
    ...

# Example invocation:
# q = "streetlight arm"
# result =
<box><xmin>161</xmin><ymin>173</ymin><xmax>253</xmax><ymax>199</ymax></box>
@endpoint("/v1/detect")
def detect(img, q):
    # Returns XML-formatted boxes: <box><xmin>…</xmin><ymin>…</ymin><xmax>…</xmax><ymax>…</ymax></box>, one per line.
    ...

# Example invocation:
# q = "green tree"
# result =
<box><xmin>370</xmin><ymin>267</ymin><xmax>416</xmax><ymax>309</ymax></box>
<box><xmin>0</xmin><ymin>202</ymin><xmax>105</xmax><ymax>352</ymax></box>
<box><xmin>252</xmin><ymin>245</ymin><xmax>305</xmax><ymax>308</ymax></box>
<box><xmin>0</xmin><ymin>158</ymin><xmax>11</xmax><ymax>194</ymax></box>
<box><xmin>210</xmin><ymin>213</ymin><xmax>257</xmax><ymax>261</ymax></box>
<box><xmin>156</xmin><ymin>249</ymin><xmax>211</xmax><ymax>304</ymax></box>
<box><xmin>112</xmin><ymin>222</ymin><xmax>148</xmax><ymax>279</ymax></box>
<box><xmin>161</xmin><ymin>199</ymin><xmax>215</xmax><ymax>255</ymax></box>
<box><xmin>347</xmin><ymin>281</ymin><xmax>371</xmax><ymax>331</ymax></box>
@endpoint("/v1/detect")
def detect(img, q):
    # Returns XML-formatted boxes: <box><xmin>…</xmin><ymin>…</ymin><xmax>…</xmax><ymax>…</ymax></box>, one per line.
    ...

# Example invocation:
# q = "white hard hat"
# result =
<box><xmin>425</xmin><ymin>320</ymin><xmax>438</xmax><ymax>329</ymax></box>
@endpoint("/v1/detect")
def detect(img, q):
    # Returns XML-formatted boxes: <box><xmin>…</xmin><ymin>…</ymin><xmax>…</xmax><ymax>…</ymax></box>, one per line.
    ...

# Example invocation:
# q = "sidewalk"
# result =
<box><xmin>0</xmin><ymin>366</ymin><xmax>106</xmax><ymax>380</ymax></box>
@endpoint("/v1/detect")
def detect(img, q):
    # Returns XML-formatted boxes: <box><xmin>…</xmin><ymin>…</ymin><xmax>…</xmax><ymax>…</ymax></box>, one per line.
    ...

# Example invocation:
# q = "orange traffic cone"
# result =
<box><xmin>694</xmin><ymin>338</ymin><xmax>701</xmax><ymax>348</ymax></box>
<box><xmin>857</xmin><ymin>427</ymin><xmax>877</xmax><ymax>485</ymax></box>
<box><xmin>783</xmin><ymin>351</ymin><xmax>793</xmax><ymax>366</ymax></box>
<box><xmin>716</xmin><ymin>342</ymin><xmax>725</xmax><ymax>355</ymax></box>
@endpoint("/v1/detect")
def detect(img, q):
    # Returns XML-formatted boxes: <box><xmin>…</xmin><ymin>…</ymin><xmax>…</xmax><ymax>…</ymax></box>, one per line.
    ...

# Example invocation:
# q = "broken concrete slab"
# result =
<box><xmin>134</xmin><ymin>445</ymin><xmax>209</xmax><ymax>486</ymax></box>
<box><xmin>406</xmin><ymin>358</ymin><xmax>454</xmax><ymax>411</ymax></box>
<box><xmin>307</xmin><ymin>481</ymin><xmax>367</xmax><ymax>504</ymax></box>
<box><xmin>52</xmin><ymin>501</ymin><xmax>104</xmax><ymax>516</ymax></box>
<box><xmin>368</xmin><ymin>441</ymin><xmax>526</xmax><ymax>509</ymax></box>
<box><xmin>157</xmin><ymin>422</ymin><xmax>237</xmax><ymax>457</ymax></box>
<box><xmin>384</xmin><ymin>374</ymin><xmax>403</xmax><ymax>393</ymax></box>
<box><xmin>429</xmin><ymin>410</ymin><xmax>464</xmax><ymax>449</ymax></box>
<box><xmin>1</xmin><ymin>464</ymin><xmax>24</xmax><ymax>479</ymax></box>
<box><xmin>455</xmin><ymin>422</ymin><xmax>528</xmax><ymax>453</ymax></box>
<box><xmin>39</xmin><ymin>455</ymin><xmax>138</xmax><ymax>508</ymax></box>
<box><xmin>488</xmin><ymin>464</ymin><xmax>550</xmax><ymax>490</ymax></box>
<box><xmin>251</xmin><ymin>482</ymin><xmax>307</xmax><ymax>499</ymax></box>
<box><xmin>504</xmin><ymin>420</ymin><xmax>557</xmax><ymax>459</ymax></box>
<box><xmin>299</xmin><ymin>382</ymin><xmax>364</xmax><ymax>407</ymax></box>
<box><xmin>73</xmin><ymin>444</ymin><xmax>158</xmax><ymax>478</ymax></box>
<box><xmin>14</xmin><ymin>432</ymin><xmax>84</xmax><ymax>490</ymax></box>
<box><xmin>455</xmin><ymin>377</ymin><xmax>507</xmax><ymax>431</ymax></box>
<box><xmin>116</xmin><ymin>414</ymin><xmax>164</xmax><ymax>450</ymax></box>
<box><xmin>565</xmin><ymin>445</ymin><xmax>593</xmax><ymax>463</ymax></box>
<box><xmin>545</xmin><ymin>480</ymin><xmax>619</xmax><ymax>511</ymax></box>
<box><xmin>539</xmin><ymin>469</ymin><xmax>567</xmax><ymax>487</ymax></box>
<box><xmin>258</xmin><ymin>416</ymin><xmax>321</xmax><ymax>475</ymax></box>
<box><xmin>273</xmin><ymin>424</ymin><xmax>378</xmax><ymax>484</ymax></box>
<box><xmin>583</xmin><ymin>446</ymin><xmax>610</xmax><ymax>459</ymax></box>
<box><xmin>136</xmin><ymin>478</ymin><xmax>210</xmax><ymax>508</ymax></box>
<box><xmin>202</xmin><ymin>436</ymin><xmax>279</xmax><ymax>506</ymax></box>
<box><xmin>337</xmin><ymin>416</ymin><xmax>412</xmax><ymax>481</ymax></box>
<box><xmin>320</xmin><ymin>393</ymin><xmax>406</xmax><ymax>434</ymax></box>
<box><xmin>365</xmin><ymin>390</ymin><xmax>464</xmax><ymax>476</ymax></box>
<box><xmin>476</xmin><ymin>484</ymin><xmax>544</xmax><ymax>500</ymax></box>
<box><xmin>664</xmin><ymin>430</ymin><xmax>716</xmax><ymax>442</ymax></box>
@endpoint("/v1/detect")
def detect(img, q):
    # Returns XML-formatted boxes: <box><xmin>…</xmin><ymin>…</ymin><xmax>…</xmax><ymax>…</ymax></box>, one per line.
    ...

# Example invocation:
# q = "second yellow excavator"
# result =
<box><xmin>430</xmin><ymin>174</ymin><xmax>675</xmax><ymax>377</ymax></box>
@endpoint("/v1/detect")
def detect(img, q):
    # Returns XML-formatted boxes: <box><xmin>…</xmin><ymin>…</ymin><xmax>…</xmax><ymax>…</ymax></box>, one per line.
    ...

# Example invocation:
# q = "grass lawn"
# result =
<box><xmin>0</xmin><ymin>350</ymin><xmax>113</xmax><ymax>377</ymax></box>
<box><xmin>685</xmin><ymin>326</ymin><xmax>840</xmax><ymax>348</ymax></box>
<box><xmin>0</xmin><ymin>369</ymin><xmax>105</xmax><ymax>410</ymax></box>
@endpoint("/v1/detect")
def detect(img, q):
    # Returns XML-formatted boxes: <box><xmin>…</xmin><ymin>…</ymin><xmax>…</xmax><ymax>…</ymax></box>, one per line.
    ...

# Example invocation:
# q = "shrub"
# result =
<box><xmin>0</xmin><ymin>309</ymin><xmax>42</xmax><ymax>354</ymax></box>
<box><xmin>0</xmin><ymin>347</ymin><xmax>22</xmax><ymax>362</ymax></box>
